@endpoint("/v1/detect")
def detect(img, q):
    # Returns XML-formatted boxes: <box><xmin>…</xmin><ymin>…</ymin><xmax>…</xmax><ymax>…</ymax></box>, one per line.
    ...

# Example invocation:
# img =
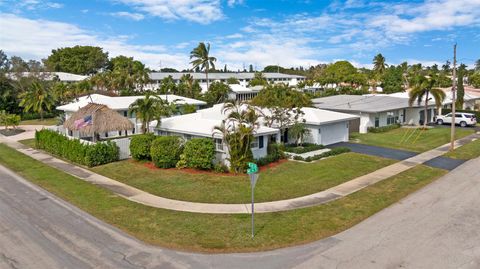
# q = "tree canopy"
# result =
<box><xmin>44</xmin><ymin>46</ymin><xmax>109</xmax><ymax>75</ymax></box>
<box><xmin>251</xmin><ymin>84</ymin><xmax>311</xmax><ymax>108</ymax></box>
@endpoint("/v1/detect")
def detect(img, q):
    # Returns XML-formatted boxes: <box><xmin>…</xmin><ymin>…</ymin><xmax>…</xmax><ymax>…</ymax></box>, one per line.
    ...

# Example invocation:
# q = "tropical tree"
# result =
<box><xmin>289</xmin><ymin>122</ymin><xmax>310</xmax><ymax>146</ymax></box>
<box><xmin>408</xmin><ymin>75</ymin><xmax>446</xmax><ymax>128</ymax></box>
<box><xmin>213</xmin><ymin>100</ymin><xmax>259</xmax><ymax>173</ymax></box>
<box><xmin>190</xmin><ymin>42</ymin><xmax>217</xmax><ymax>90</ymax></box>
<box><xmin>128</xmin><ymin>93</ymin><xmax>160</xmax><ymax>133</ymax></box>
<box><xmin>475</xmin><ymin>59</ymin><xmax>480</xmax><ymax>72</ymax></box>
<box><xmin>248</xmin><ymin>72</ymin><xmax>268</xmax><ymax>87</ymax></box>
<box><xmin>456</xmin><ymin>65</ymin><xmax>466</xmax><ymax>109</ymax></box>
<box><xmin>373</xmin><ymin>53</ymin><xmax>386</xmax><ymax>75</ymax></box>
<box><xmin>202</xmin><ymin>81</ymin><xmax>230</xmax><ymax>105</ymax></box>
<box><xmin>177</xmin><ymin>74</ymin><xmax>201</xmax><ymax>98</ymax></box>
<box><xmin>158</xmin><ymin>75</ymin><xmax>177</xmax><ymax>94</ymax></box>
<box><xmin>19</xmin><ymin>81</ymin><xmax>56</xmax><ymax>121</ymax></box>
<box><xmin>44</xmin><ymin>46</ymin><xmax>109</xmax><ymax>75</ymax></box>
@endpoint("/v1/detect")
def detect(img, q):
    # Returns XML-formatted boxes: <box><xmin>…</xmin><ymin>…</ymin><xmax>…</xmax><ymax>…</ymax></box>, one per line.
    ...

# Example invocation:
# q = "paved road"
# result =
<box><xmin>1</xmin><ymin>157</ymin><xmax>480</xmax><ymax>269</ymax></box>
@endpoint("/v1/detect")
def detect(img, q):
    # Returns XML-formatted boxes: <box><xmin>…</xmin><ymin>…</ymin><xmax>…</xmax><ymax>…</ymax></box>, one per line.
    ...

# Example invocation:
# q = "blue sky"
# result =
<box><xmin>0</xmin><ymin>0</ymin><xmax>479</xmax><ymax>70</ymax></box>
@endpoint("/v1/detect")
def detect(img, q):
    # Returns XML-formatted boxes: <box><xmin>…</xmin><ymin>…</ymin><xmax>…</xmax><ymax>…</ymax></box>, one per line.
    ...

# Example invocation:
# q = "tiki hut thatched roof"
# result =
<box><xmin>63</xmin><ymin>103</ymin><xmax>134</xmax><ymax>135</ymax></box>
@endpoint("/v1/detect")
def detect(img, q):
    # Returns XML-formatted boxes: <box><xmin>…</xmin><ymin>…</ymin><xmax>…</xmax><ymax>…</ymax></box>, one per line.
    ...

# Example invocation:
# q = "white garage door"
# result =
<box><xmin>319</xmin><ymin>122</ymin><xmax>347</xmax><ymax>145</ymax></box>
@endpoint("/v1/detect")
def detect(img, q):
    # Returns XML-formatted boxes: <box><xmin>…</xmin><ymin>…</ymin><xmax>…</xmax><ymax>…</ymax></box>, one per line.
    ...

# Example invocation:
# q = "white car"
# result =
<box><xmin>436</xmin><ymin>112</ymin><xmax>477</xmax><ymax>127</ymax></box>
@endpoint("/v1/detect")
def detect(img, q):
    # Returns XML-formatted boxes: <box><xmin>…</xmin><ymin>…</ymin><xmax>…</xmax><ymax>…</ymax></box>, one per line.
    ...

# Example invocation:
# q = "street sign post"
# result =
<box><xmin>247</xmin><ymin>162</ymin><xmax>259</xmax><ymax>238</ymax></box>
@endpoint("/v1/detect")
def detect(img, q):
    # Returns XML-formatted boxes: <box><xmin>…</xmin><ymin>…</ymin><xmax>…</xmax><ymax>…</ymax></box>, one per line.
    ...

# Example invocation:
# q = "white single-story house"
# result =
<box><xmin>145</xmin><ymin>72</ymin><xmax>306</xmax><ymax>90</ymax></box>
<box><xmin>7</xmin><ymin>72</ymin><xmax>88</xmax><ymax>83</ymax></box>
<box><xmin>154</xmin><ymin>103</ymin><xmax>359</xmax><ymax>165</ymax></box>
<box><xmin>389</xmin><ymin>88</ymin><xmax>480</xmax><ymax>112</ymax></box>
<box><xmin>312</xmin><ymin>94</ymin><xmax>438</xmax><ymax>133</ymax></box>
<box><xmin>56</xmin><ymin>94</ymin><xmax>206</xmax><ymax>139</ymax></box>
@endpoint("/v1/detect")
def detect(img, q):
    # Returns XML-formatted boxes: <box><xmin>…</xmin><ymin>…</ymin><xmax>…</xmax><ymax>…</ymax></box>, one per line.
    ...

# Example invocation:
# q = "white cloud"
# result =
<box><xmin>110</xmin><ymin>11</ymin><xmax>145</xmax><ymax>21</ymax></box>
<box><xmin>115</xmin><ymin>0</ymin><xmax>224</xmax><ymax>24</ymax></box>
<box><xmin>4</xmin><ymin>0</ymin><xmax>63</xmax><ymax>11</ymax></box>
<box><xmin>0</xmin><ymin>13</ymin><xmax>188</xmax><ymax>69</ymax></box>
<box><xmin>227</xmin><ymin>0</ymin><xmax>243</xmax><ymax>7</ymax></box>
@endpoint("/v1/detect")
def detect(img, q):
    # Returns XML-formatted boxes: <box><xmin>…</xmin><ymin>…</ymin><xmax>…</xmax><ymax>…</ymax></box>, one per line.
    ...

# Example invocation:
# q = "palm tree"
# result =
<box><xmin>373</xmin><ymin>53</ymin><xmax>386</xmax><ymax>75</ymax></box>
<box><xmin>190</xmin><ymin>42</ymin><xmax>216</xmax><ymax>91</ymax></box>
<box><xmin>128</xmin><ymin>93</ymin><xmax>159</xmax><ymax>133</ymax></box>
<box><xmin>19</xmin><ymin>81</ymin><xmax>56</xmax><ymax>121</ymax></box>
<box><xmin>408</xmin><ymin>75</ymin><xmax>446</xmax><ymax>129</ymax></box>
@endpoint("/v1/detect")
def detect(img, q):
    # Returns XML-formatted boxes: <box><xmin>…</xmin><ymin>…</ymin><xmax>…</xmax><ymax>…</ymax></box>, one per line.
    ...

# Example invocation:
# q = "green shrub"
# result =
<box><xmin>283</xmin><ymin>143</ymin><xmax>325</xmax><ymax>154</ymax></box>
<box><xmin>291</xmin><ymin>147</ymin><xmax>350</xmax><ymax>162</ymax></box>
<box><xmin>213</xmin><ymin>162</ymin><xmax>229</xmax><ymax>173</ymax></box>
<box><xmin>267</xmin><ymin>143</ymin><xmax>286</xmax><ymax>160</ymax></box>
<box><xmin>150</xmin><ymin>136</ymin><xmax>184</xmax><ymax>168</ymax></box>
<box><xmin>367</xmin><ymin>124</ymin><xmax>401</xmax><ymax>133</ymax></box>
<box><xmin>35</xmin><ymin>129</ymin><xmax>118</xmax><ymax>167</ymax></box>
<box><xmin>129</xmin><ymin>133</ymin><xmax>155</xmax><ymax>160</ymax></box>
<box><xmin>182</xmin><ymin>138</ymin><xmax>215</xmax><ymax>170</ymax></box>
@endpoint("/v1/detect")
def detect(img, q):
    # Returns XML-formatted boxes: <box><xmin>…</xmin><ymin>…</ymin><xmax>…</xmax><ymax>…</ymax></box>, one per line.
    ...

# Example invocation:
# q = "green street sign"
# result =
<box><xmin>247</xmin><ymin>162</ymin><xmax>258</xmax><ymax>174</ymax></box>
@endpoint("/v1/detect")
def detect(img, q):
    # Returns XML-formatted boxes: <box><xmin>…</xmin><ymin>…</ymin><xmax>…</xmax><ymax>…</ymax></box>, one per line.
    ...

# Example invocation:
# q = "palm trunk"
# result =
<box><xmin>206</xmin><ymin>70</ymin><xmax>209</xmax><ymax>92</ymax></box>
<box><xmin>424</xmin><ymin>91</ymin><xmax>429</xmax><ymax>129</ymax></box>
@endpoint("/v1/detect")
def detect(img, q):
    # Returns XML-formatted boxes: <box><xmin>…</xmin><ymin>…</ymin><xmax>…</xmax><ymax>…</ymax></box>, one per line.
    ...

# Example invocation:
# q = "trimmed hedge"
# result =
<box><xmin>35</xmin><ymin>129</ymin><xmax>119</xmax><ymax>167</ymax></box>
<box><xmin>130</xmin><ymin>133</ymin><xmax>155</xmax><ymax>160</ymax></box>
<box><xmin>292</xmin><ymin>147</ymin><xmax>351</xmax><ymax>162</ymax></box>
<box><xmin>182</xmin><ymin>138</ymin><xmax>215</xmax><ymax>170</ymax></box>
<box><xmin>151</xmin><ymin>136</ymin><xmax>184</xmax><ymax>168</ymax></box>
<box><xmin>367</xmin><ymin>123</ymin><xmax>401</xmax><ymax>133</ymax></box>
<box><xmin>256</xmin><ymin>143</ymin><xmax>286</xmax><ymax>166</ymax></box>
<box><xmin>283</xmin><ymin>143</ymin><xmax>325</xmax><ymax>154</ymax></box>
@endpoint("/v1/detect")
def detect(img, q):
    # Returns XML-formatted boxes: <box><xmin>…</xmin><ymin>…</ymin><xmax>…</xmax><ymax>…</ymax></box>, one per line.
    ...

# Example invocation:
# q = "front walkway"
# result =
<box><xmin>1</xmin><ymin>132</ymin><xmax>479</xmax><ymax>214</ymax></box>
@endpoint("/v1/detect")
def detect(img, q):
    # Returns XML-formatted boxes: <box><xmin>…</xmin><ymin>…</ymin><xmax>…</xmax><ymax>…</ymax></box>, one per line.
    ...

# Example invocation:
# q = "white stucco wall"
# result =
<box><xmin>300</xmin><ymin>122</ymin><xmax>349</xmax><ymax>145</ymax></box>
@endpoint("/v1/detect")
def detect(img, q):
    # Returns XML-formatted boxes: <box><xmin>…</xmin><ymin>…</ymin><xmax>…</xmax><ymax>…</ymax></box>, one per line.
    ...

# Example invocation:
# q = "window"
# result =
<box><xmin>455</xmin><ymin>113</ymin><xmax>463</xmax><ymax>118</ymax></box>
<box><xmin>250</xmin><ymin>137</ymin><xmax>259</xmax><ymax>149</ymax></box>
<box><xmin>258</xmin><ymin>136</ymin><xmax>264</xmax><ymax>149</ymax></box>
<box><xmin>386</xmin><ymin>112</ymin><xmax>396</xmax><ymax>125</ymax></box>
<box><xmin>184</xmin><ymin>134</ymin><xmax>192</xmax><ymax>140</ymax></box>
<box><xmin>123</xmin><ymin>111</ymin><xmax>128</xmax><ymax>117</ymax></box>
<box><xmin>215</xmin><ymin>139</ymin><xmax>224</xmax><ymax>151</ymax></box>
<box><xmin>374</xmin><ymin>116</ymin><xmax>380</xmax><ymax>127</ymax></box>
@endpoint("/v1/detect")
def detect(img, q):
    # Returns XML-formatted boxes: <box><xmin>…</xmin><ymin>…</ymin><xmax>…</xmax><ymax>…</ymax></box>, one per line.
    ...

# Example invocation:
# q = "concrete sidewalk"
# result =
<box><xmin>1</xmin><ymin>132</ymin><xmax>479</xmax><ymax>214</ymax></box>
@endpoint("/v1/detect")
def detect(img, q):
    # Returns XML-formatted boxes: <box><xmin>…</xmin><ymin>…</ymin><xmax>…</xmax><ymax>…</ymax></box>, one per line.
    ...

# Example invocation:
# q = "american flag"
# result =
<box><xmin>74</xmin><ymin>115</ymin><xmax>92</xmax><ymax>129</ymax></box>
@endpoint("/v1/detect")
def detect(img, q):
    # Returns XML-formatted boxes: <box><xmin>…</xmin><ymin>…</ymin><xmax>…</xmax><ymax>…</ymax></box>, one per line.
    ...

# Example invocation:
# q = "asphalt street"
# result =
<box><xmin>1</xmin><ymin>157</ymin><xmax>479</xmax><ymax>269</ymax></box>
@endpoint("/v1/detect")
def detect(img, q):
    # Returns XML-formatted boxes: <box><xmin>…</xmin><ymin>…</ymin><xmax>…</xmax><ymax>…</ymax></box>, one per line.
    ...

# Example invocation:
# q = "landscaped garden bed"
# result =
<box><xmin>350</xmin><ymin>127</ymin><xmax>474</xmax><ymax>152</ymax></box>
<box><xmin>0</xmin><ymin>128</ymin><xmax>25</xmax><ymax>136</ymax></box>
<box><xmin>0</xmin><ymin>143</ymin><xmax>447</xmax><ymax>253</ymax></box>
<box><xmin>283</xmin><ymin>143</ymin><xmax>325</xmax><ymax>154</ymax></box>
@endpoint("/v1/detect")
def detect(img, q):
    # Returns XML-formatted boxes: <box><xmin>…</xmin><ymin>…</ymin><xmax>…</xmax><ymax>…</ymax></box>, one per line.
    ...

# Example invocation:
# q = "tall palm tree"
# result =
<box><xmin>190</xmin><ymin>42</ymin><xmax>216</xmax><ymax>91</ymax></box>
<box><xmin>373</xmin><ymin>53</ymin><xmax>386</xmax><ymax>75</ymax></box>
<box><xmin>19</xmin><ymin>81</ymin><xmax>56</xmax><ymax>121</ymax></box>
<box><xmin>128</xmin><ymin>93</ymin><xmax>159</xmax><ymax>134</ymax></box>
<box><xmin>408</xmin><ymin>75</ymin><xmax>446</xmax><ymax>129</ymax></box>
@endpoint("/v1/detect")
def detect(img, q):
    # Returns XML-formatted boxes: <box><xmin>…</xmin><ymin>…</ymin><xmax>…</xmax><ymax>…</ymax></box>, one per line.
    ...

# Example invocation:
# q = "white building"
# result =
<box><xmin>154</xmin><ymin>104</ymin><xmax>358</xmax><ymax>165</ymax></box>
<box><xmin>312</xmin><ymin>95</ymin><xmax>437</xmax><ymax>133</ymax></box>
<box><xmin>7</xmin><ymin>72</ymin><xmax>88</xmax><ymax>83</ymax></box>
<box><xmin>146</xmin><ymin>72</ymin><xmax>306</xmax><ymax>90</ymax></box>
<box><xmin>56</xmin><ymin>94</ymin><xmax>206</xmax><ymax>139</ymax></box>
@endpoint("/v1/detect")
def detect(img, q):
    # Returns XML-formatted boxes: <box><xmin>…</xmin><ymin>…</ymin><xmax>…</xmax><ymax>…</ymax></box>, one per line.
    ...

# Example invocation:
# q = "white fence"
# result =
<box><xmin>110</xmin><ymin>137</ymin><xmax>131</xmax><ymax>160</ymax></box>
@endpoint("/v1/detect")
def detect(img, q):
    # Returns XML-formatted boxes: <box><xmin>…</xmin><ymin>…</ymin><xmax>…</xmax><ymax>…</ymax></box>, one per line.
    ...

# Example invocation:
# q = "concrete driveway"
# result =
<box><xmin>1</xmin><ymin>156</ymin><xmax>480</xmax><ymax>269</ymax></box>
<box><xmin>329</xmin><ymin>142</ymin><xmax>466</xmax><ymax>170</ymax></box>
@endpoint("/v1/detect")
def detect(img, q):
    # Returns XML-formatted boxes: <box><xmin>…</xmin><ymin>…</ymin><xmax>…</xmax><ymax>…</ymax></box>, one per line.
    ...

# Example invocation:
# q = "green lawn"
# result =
<box><xmin>445</xmin><ymin>138</ymin><xmax>480</xmax><ymax>160</ymax></box>
<box><xmin>20</xmin><ymin>118</ymin><xmax>58</xmax><ymax>126</ymax></box>
<box><xmin>0</xmin><ymin>143</ymin><xmax>447</xmax><ymax>253</ymax></box>
<box><xmin>19</xmin><ymin>138</ymin><xmax>36</xmax><ymax>148</ymax></box>
<box><xmin>91</xmin><ymin>152</ymin><xmax>395</xmax><ymax>203</ymax></box>
<box><xmin>350</xmin><ymin>127</ymin><xmax>474</xmax><ymax>152</ymax></box>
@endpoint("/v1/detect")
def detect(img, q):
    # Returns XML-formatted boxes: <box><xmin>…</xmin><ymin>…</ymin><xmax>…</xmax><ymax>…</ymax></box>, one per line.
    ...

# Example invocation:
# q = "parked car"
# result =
<box><xmin>435</xmin><ymin>112</ymin><xmax>477</xmax><ymax>127</ymax></box>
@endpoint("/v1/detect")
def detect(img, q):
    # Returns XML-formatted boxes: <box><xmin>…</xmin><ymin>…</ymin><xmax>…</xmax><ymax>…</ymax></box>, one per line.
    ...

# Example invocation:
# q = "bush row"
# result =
<box><xmin>367</xmin><ymin>123</ymin><xmax>401</xmax><ymax>133</ymax></box>
<box><xmin>291</xmin><ymin>147</ymin><xmax>351</xmax><ymax>162</ymax></box>
<box><xmin>35</xmin><ymin>129</ymin><xmax>119</xmax><ymax>167</ymax></box>
<box><xmin>283</xmin><ymin>143</ymin><xmax>325</xmax><ymax>154</ymax></box>
<box><xmin>130</xmin><ymin>135</ymin><xmax>216</xmax><ymax>170</ymax></box>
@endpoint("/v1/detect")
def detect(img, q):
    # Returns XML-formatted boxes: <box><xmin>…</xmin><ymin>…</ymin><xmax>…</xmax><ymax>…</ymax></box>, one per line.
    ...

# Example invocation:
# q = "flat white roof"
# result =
<box><xmin>149</xmin><ymin>72</ymin><xmax>305</xmax><ymax>81</ymax></box>
<box><xmin>56</xmin><ymin>94</ymin><xmax>206</xmax><ymax>112</ymax></box>
<box><xmin>156</xmin><ymin>103</ymin><xmax>358</xmax><ymax>138</ymax></box>
<box><xmin>7</xmin><ymin>72</ymin><xmax>88</xmax><ymax>82</ymax></box>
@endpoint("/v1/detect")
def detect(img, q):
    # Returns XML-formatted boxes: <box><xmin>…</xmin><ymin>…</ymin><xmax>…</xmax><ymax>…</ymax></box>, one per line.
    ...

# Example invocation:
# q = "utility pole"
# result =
<box><xmin>450</xmin><ymin>43</ymin><xmax>457</xmax><ymax>151</ymax></box>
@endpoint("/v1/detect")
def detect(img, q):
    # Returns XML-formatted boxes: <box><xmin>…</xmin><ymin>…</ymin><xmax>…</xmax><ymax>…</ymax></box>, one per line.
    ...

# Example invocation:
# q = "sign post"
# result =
<box><xmin>247</xmin><ymin>162</ymin><xmax>259</xmax><ymax>238</ymax></box>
